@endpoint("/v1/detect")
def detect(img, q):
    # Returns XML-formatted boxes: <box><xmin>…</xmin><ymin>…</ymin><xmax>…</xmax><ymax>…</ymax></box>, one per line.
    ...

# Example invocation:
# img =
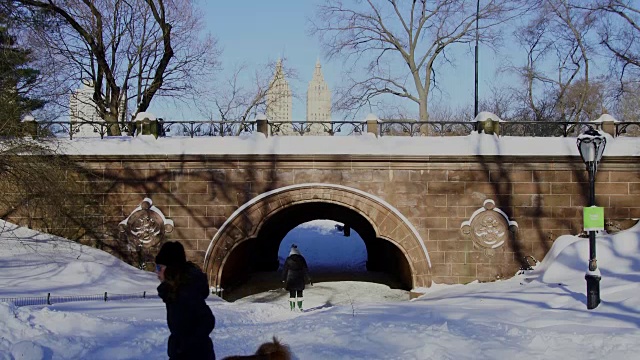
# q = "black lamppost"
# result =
<box><xmin>474</xmin><ymin>0</ymin><xmax>480</xmax><ymax>117</ymax></box>
<box><xmin>576</xmin><ymin>127</ymin><xmax>606</xmax><ymax>310</ymax></box>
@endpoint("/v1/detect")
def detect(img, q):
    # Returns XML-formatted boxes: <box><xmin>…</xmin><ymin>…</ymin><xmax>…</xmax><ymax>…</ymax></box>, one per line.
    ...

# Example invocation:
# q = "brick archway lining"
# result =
<box><xmin>203</xmin><ymin>183</ymin><xmax>432</xmax><ymax>290</ymax></box>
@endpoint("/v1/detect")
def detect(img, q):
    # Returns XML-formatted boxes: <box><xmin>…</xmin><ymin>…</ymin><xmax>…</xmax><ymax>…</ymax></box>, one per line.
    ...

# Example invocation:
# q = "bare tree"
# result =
<box><xmin>15</xmin><ymin>0</ymin><xmax>220</xmax><ymax>134</ymax></box>
<box><xmin>311</xmin><ymin>0</ymin><xmax>526</xmax><ymax>121</ymax></box>
<box><xmin>196</xmin><ymin>59</ymin><xmax>299</xmax><ymax>136</ymax></box>
<box><xmin>209</xmin><ymin>64</ymin><xmax>271</xmax><ymax>123</ymax></box>
<box><xmin>509</xmin><ymin>0</ymin><xmax>598</xmax><ymax>122</ymax></box>
<box><xmin>478</xmin><ymin>85</ymin><xmax>517</xmax><ymax>121</ymax></box>
<box><xmin>204</xmin><ymin>59</ymin><xmax>297</xmax><ymax>121</ymax></box>
<box><xmin>589</xmin><ymin>1</ymin><xmax>640</xmax><ymax>92</ymax></box>
<box><xmin>614</xmin><ymin>81</ymin><xmax>640</xmax><ymax>122</ymax></box>
<box><xmin>562</xmin><ymin>78</ymin><xmax>609</xmax><ymax>121</ymax></box>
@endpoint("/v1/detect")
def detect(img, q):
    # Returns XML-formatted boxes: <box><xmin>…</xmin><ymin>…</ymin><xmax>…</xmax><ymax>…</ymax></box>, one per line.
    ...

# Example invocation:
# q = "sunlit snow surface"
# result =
<box><xmin>1</xmin><ymin>219</ymin><xmax>640</xmax><ymax>359</ymax></box>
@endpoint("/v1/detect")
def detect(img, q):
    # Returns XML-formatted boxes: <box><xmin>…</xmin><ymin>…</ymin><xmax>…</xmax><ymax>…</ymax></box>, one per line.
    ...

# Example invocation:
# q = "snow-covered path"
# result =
<box><xmin>2</xmin><ymin>219</ymin><xmax>640</xmax><ymax>359</ymax></box>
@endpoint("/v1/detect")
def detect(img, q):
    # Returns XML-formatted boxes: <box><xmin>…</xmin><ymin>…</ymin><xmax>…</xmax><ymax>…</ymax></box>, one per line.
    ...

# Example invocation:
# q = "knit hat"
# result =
<box><xmin>155</xmin><ymin>241</ymin><xmax>187</xmax><ymax>267</ymax></box>
<box><xmin>289</xmin><ymin>244</ymin><xmax>300</xmax><ymax>256</ymax></box>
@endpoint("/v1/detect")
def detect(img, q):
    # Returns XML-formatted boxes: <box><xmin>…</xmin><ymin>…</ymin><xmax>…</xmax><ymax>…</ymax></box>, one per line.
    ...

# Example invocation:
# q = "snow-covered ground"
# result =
<box><xmin>1</xmin><ymin>218</ymin><xmax>639</xmax><ymax>359</ymax></box>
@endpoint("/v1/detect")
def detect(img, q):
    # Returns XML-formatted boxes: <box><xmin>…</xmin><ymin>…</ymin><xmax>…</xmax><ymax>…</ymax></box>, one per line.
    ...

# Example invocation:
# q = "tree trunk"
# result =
<box><xmin>105</xmin><ymin>113</ymin><xmax>121</xmax><ymax>136</ymax></box>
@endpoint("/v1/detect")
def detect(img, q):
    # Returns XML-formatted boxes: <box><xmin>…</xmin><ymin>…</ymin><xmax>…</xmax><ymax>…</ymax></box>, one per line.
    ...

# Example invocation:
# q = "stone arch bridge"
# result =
<box><xmin>5</xmin><ymin>114</ymin><xmax>640</xmax><ymax>298</ymax></box>
<box><xmin>43</xmin><ymin>146</ymin><xmax>640</xmax><ymax>299</ymax></box>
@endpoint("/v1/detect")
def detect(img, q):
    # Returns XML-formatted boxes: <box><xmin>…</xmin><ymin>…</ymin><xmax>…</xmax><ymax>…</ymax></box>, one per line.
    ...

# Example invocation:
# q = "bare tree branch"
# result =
<box><xmin>14</xmin><ymin>0</ymin><xmax>220</xmax><ymax>134</ymax></box>
<box><xmin>311</xmin><ymin>0</ymin><xmax>528</xmax><ymax>120</ymax></box>
<box><xmin>508</xmin><ymin>0</ymin><xmax>599</xmax><ymax>122</ymax></box>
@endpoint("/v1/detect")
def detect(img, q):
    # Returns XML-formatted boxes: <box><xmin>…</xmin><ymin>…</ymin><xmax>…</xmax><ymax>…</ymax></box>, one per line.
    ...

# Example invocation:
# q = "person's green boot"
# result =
<box><xmin>289</xmin><ymin>298</ymin><xmax>296</xmax><ymax>311</ymax></box>
<box><xmin>297</xmin><ymin>297</ymin><xmax>303</xmax><ymax>311</ymax></box>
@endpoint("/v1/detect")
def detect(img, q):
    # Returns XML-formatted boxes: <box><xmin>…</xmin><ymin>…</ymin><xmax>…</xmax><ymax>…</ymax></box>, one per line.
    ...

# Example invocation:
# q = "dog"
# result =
<box><xmin>222</xmin><ymin>336</ymin><xmax>292</xmax><ymax>360</ymax></box>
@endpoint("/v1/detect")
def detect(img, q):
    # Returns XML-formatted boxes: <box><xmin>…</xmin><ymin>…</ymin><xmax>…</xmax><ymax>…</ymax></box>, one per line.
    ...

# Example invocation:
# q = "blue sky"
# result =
<box><xmin>203</xmin><ymin>1</ymin><xmax>343</xmax><ymax>120</ymax></box>
<box><xmin>165</xmin><ymin>1</ymin><xmax>500</xmax><ymax>121</ymax></box>
<box><xmin>138</xmin><ymin>1</ymin><xmax>609</xmax><ymax>122</ymax></box>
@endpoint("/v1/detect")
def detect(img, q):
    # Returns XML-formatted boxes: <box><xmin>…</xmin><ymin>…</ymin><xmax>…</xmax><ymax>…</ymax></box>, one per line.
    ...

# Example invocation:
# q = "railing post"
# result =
<box><xmin>419</xmin><ymin>122</ymin><xmax>430</xmax><ymax>136</ymax></box>
<box><xmin>365</xmin><ymin>113</ymin><xmax>379</xmax><ymax>137</ymax></box>
<box><xmin>21</xmin><ymin>115</ymin><xmax>38</xmax><ymax>139</ymax></box>
<box><xmin>255</xmin><ymin>113</ymin><xmax>269</xmax><ymax>137</ymax></box>
<box><xmin>134</xmin><ymin>112</ymin><xmax>159</xmax><ymax>138</ymax></box>
<box><xmin>601</xmin><ymin>119</ymin><xmax>616</xmax><ymax>137</ymax></box>
<box><xmin>475</xmin><ymin>112</ymin><xmax>501</xmax><ymax>136</ymax></box>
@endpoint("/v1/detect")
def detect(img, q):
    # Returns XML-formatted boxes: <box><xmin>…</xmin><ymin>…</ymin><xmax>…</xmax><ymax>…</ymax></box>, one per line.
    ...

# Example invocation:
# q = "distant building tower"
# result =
<box><xmin>266</xmin><ymin>59</ymin><xmax>293</xmax><ymax>135</ymax></box>
<box><xmin>306</xmin><ymin>60</ymin><xmax>331</xmax><ymax>135</ymax></box>
<box><xmin>69</xmin><ymin>80</ymin><xmax>126</xmax><ymax>137</ymax></box>
<box><xmin>69</xmin><ymin>80</ymin><xmax>102</xmax><ymax>137</ymax></box>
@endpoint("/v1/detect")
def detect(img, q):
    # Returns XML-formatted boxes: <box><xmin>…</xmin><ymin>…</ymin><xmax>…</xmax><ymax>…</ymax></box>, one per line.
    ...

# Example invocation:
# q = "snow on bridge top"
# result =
<box><xmin>51</xmin><ymin>131</ymin><xmax>639</xmax><ymax>157</ymax></box>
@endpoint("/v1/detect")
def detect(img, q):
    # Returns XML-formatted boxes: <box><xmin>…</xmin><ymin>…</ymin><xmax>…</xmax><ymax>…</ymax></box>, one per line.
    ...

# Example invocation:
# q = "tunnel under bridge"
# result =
<box><xmin>203</xmin><ymin>184</ymin><xmax>432</xmax><ymax>300</ymax></box>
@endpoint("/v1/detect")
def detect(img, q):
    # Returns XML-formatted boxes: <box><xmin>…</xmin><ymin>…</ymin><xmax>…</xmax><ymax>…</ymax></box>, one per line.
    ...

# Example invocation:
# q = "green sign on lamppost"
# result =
<box><xmin>584</xmin><ymin>206</ymin><xmax>604</xmax><ymax>232</ymax></box>
<box><xmin>577</xmin><ymin>127</ymin><xmax>607</xmax><ymax>310</ymax></box>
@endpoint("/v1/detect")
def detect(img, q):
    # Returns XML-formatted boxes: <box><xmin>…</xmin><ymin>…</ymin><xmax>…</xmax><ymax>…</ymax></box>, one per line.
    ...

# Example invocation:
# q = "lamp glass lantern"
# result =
<box><xmin>577</xmin><ymin>128</ymin><xmax>606</xmax><ymax>165</ymax></box>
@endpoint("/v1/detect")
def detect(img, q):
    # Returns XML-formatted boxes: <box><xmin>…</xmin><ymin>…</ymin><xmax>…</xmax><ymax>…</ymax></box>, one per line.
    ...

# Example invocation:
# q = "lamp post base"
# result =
<box><xmin>585</xmin><ymin>273</ymin><xmax>601</xmax><ymax>309</ymax></box>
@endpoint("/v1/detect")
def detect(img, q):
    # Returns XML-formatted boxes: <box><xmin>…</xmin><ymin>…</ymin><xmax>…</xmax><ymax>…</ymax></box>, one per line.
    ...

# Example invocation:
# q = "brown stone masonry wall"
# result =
<box><xmin>5</xmin><ymin>154</ymin><xmax>638</xmax><ymax>286</ymax></box>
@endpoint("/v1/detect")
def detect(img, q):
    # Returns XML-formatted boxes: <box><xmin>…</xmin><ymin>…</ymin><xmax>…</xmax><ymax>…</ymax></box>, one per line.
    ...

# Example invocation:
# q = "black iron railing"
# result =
<box><xmin>499</xmin><ymin>121</ymin><xmax>600</xmax><ymax>137</ymax></box>
<box><xmin>379</xmin><ymin>121</ymin><xmax>477</xmax><ymax>136</ymax></box>
<box><xmin>268</xmin><ymin>120</ymin><xmax>366</xmax><ymax>136</ymax></box>
<box><xmin>616</xmin><ymin>122</ymin><xmax>640</xmax><ymax>137</ymax></box>
<box><xmin>16</xmin><ymin>119</ymin><xmax>639</xmax><ymax>139</ymax></box>
<box><xmin>28</xmin><ymin>121</ymin><xmax>133</xmax><ymax>139</ymax></box>
<box><xmin>159</xmin><ymin>120</ymin><xmax>255</xmax><ymax>138</ymax></box>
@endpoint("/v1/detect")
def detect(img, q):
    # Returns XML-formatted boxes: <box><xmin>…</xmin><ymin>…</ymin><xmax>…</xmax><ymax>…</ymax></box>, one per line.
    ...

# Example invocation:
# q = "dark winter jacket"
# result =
<box><xmin>158</xmin><ymin>263</ymin><xmax>216</xmax><ymax>360</ymax></box>
<box><xmin>282</xmin><ymin>254</ymin><xmax>311</xmax><ymax>291</ymax></box>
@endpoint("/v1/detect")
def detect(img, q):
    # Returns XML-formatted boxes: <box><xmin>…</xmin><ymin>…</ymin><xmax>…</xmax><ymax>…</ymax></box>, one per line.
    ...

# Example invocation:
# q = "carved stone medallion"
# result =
<box><xmin>461</xmin><ymin>199</ymin><xmax>518</xmax><ymax>254</ymax></box>
<box><xmin>119</xmin><ymin>198</ymin><xmax>174</xmax><ymax>247</ymax></box>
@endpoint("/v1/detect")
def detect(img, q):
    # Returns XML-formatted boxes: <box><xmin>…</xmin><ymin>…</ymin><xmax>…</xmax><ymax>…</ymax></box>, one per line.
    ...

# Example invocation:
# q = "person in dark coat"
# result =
<box><xmin>155</xmin><ymin>241</ymin><xmax>216</xmax><ymax>360</ymax></box>
<box><xmin>282</xmin><ymin>244</ymin><xmax>312</xmax><ymax>311</ymax></box>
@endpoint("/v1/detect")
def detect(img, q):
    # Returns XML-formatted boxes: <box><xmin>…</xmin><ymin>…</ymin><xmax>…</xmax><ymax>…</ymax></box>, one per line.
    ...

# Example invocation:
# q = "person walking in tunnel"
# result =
<box><xmin>282</xmin><ymin>244</ymin><xmax>312</xmax><ymax>311</ymax></box>
<box><xmin>155</xmin><ymin>241</ymin><xmax>216</xmax><ymax>359</ymax></box>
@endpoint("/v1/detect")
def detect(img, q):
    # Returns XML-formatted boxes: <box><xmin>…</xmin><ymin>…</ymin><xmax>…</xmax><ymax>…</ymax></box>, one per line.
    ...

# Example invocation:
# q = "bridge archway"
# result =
<box><xmin>203</xmin><ymin>183</ymin><xmax>432</xmax><ymax>297</ymax></box>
